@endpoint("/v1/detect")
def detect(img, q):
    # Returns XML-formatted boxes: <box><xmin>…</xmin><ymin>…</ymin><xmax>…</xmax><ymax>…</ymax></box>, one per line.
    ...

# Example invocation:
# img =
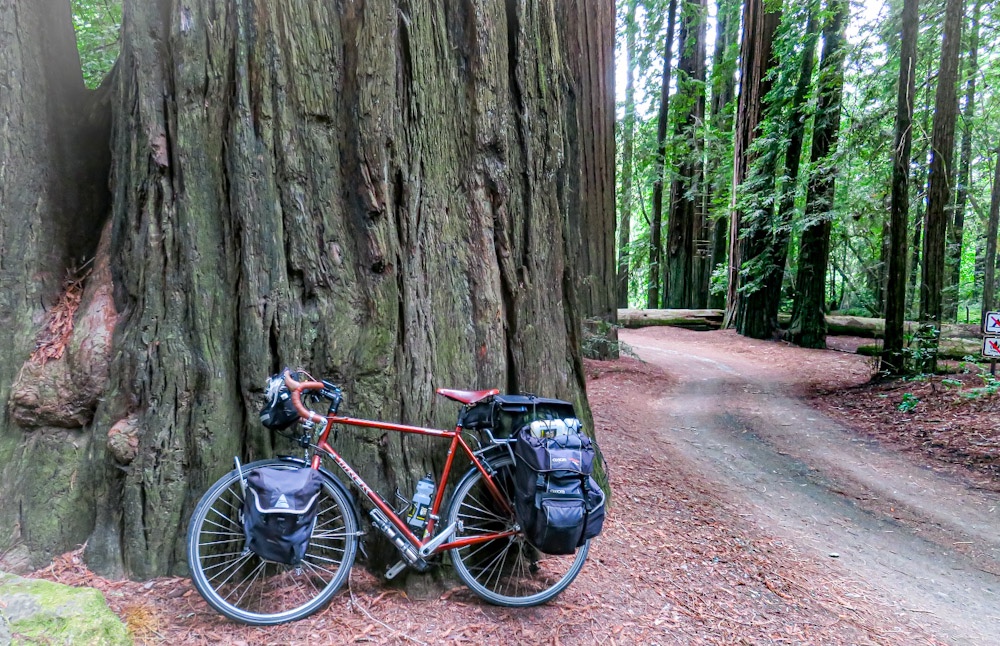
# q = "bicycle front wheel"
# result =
<box><xmin>447</xmin><ymin>455</ymin><xmax>589</xmax><ymax>607</ymax></box>
<box><xmin>186</xmin><ymin>458</ymin><xmax>358</xmax><ymax>625</ymax></box>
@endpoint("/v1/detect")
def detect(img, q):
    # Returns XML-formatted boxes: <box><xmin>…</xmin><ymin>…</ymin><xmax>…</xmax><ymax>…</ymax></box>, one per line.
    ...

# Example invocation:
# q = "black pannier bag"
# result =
<box><xmin>242</xmin><ymin>466</ymin><xmax>324</xmax><ymax>565</ymax></box>
<box><xmin>259</xmin><ymin>374</ymin><xmax>299</xmax><ymax>431</ymax></box>
<box><xmin>513</xmin><ymin>421</ymin><xmax>606</xmax><ymax>555</ymax></box>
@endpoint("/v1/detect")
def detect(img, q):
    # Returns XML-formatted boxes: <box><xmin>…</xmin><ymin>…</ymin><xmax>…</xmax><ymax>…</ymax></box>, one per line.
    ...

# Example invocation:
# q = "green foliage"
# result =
<box><xmin>709</xmin><ymin>262</ymin><xmax>728</xmax><ymax>296</ymax></box>
<box><xmin>615</xmin><ymin>0</ymin><xmax>1000</xmax><ymax>319</ymax></box>
<box><xmin>897</xmin><ymin>392</ymin><xmax>919</xmax><ymax>412</ymax></box>
<box><xmin>71</xmin><ymin>0</ymin><xmax>122</xmax><ymax>89</ymax></box>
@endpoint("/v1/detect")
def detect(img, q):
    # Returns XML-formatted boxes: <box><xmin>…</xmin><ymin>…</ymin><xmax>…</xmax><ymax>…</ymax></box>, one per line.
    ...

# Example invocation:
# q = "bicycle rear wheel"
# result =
<box><xmin>186</xmin><ymin>458</ymin><xmax>358</xmax><ymax>625</ymax></box>
<box><xmin>447</xmin><ymin>455</ymin><xmax>589</xmax><ymax>607</ymax></box>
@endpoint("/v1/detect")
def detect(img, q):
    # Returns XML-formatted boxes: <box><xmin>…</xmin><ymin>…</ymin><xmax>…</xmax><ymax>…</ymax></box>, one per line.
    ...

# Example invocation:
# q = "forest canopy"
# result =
<box><xmin>615</xmin><ymin>0</ymin><xmax>998</xmax><ymax>368</ymax></box>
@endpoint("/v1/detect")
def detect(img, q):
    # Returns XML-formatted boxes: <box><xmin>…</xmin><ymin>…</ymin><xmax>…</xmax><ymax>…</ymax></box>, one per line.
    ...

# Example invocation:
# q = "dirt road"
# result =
<box><xmin>621</xmin><ymin>327</ymin><xmax>1000</xmax><ymax>645</ymax></box>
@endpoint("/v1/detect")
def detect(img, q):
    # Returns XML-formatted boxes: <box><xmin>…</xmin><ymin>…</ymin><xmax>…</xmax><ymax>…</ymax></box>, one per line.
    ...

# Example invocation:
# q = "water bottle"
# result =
<box><xmin>406</xmin><ymin>475</ymin><xmax>435</xmax><ymax>531</ymax></box>
<box><xmin>530</xmin><ymin>418</ymin><xmax>568</xmax><ymax>438</ymax></box>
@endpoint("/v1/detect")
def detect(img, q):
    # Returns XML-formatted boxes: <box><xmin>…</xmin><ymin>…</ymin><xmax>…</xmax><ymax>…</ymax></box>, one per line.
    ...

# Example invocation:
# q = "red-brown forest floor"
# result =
<box><xmin>30</xmin><ymin>328</ymin><xmax>1000</xmax><ymax>644</ymax></box>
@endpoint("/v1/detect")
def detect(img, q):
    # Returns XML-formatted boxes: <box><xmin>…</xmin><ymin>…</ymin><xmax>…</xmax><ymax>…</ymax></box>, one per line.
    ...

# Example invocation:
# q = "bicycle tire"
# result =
<box><xmin>186</xmin><ymin>458</ymin><xmax>358</xmax><ymax>625</ymax></box>
<box><xmin>447</xmin><ymin>455</ymin><xmax>589</xmax><ymax>606</ymax></box>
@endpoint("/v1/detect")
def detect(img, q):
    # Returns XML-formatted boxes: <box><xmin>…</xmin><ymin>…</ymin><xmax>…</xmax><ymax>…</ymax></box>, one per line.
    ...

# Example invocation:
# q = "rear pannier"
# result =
<box><xmin>511</xmin><ymin>402</ymin><xmax>606</xmax><ymax>555</ymax></box>
<box><xmin>460</xmin><ymin>394</ymin><xmax>577</xmax><ymax>438</ymax></box>
<box><xmin>242</xmin><ymin>467</ymin><xmax>324</xmax><ymax>565</ymax></box>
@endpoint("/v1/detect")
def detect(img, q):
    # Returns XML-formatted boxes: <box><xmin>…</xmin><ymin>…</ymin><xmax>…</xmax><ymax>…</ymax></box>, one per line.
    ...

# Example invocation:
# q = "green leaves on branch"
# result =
<box><xmin>71</xmin><ymin>0</ymin><xmax>122</xmax><ymax>89</ymax></box>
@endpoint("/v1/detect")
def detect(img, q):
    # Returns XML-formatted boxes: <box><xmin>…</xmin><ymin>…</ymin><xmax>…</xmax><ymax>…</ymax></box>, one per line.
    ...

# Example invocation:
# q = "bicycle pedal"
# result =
<box><xmin>384</xmin><ymin>560</ymin><xmax>407</xmax><ymax>580</ymax></box>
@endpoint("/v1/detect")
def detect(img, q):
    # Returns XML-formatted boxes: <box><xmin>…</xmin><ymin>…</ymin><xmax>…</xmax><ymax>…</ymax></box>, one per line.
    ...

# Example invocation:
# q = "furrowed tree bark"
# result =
<box><xmin>0</xmin><ymin>0</ymin><xmax>112</xmax><ymax>571</ymax></box>
<box><xmin>2</xmin><ymin>0</ymin><xmax>595</xmax><ymax>580</ymax></box>
<box><xmin>788</xmin><ymin>0</ymin><xmax>849</xmax><ymax>349</ymax></box>
<box><xmin>723</xmin><ymin>0</ymin><xmax>780</xmax><ymax>328</ymax></box>
<box><xmin>883</xmin><ymin>0</ymin><xmax>920</xmax><ymax>376</ymax></box>
<box><xmin>618</xmin><ymin>0</ymin><xmax>638</xmax><ymax>309</ymax></box>
<box><xmin>944</xmin><ymin>0</ymin><xmax>979</xmax><ymax>322</ymax></box>
<box><xmin>919</xmin><ymin>0</ymin><xmax>965</xmax><ymax>371</ymax></box>
<box><xmin>558</xmin><ymin>0</ymin><xmax>618</xmax><ymax>358</ymax></box>
<box><xmin>664</xmin><ymin>0</ymin><xmax>707</xmax><ymax>309</ymax></box>
<box><xmin>647</xmin><ymin>0</ymin><xmax>678</xmax><ymax>309</ymax></box>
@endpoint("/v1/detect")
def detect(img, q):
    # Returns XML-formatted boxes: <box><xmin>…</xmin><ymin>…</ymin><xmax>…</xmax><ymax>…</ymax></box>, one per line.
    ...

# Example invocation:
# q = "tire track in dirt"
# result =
<box><xmin>622</xmin><ymin>329</ymin><xmax>1000</xmax><ymax>646</ymax></box>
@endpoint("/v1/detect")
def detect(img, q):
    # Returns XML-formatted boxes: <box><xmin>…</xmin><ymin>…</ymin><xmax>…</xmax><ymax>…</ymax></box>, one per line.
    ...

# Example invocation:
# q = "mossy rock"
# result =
<box><xmin>0</xmin><ymin>572</ymin><xmax>130</xmax><ymax>645</ymax></box>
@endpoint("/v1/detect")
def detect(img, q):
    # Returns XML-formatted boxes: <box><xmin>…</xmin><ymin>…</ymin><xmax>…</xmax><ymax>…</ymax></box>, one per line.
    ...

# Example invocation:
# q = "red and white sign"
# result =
<box><xmin>983</xmin><ymin>337</ymin><xmax>1000</xmax><ymax>358</ymax></box>
<box><xmin>985</xmin><ymin>311</ymin><xmax>1000</xmax><ymax>335</ymax></box>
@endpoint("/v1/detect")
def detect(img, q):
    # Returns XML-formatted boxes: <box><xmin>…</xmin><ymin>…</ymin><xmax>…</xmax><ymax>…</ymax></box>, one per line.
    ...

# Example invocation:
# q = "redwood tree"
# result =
<box><xmin>883</xmin><ymin>0</ymin><xmax>920</xmax><ymax>375</ymax></box>
<box><xmin>944</xmin><ymin>0</ymin><xmax>979</xmax><ymax>322</ymax></box>
<box><xmin>724</xmin><ymin>0</ymin><xmax>781</xmax><ymax>328</ymax></box>
<box><xmin>706</xmin><ymin>0</ymin><xmax>740</xmax><ymax>310</ymax></box>
<box><xmin>1</xmin><ymin>0</ymin><xmax>601</xmax><ymax>579</ymax></box>
<box><xmin>618</xmin><ymin>0</ymin><xmax>639</xmax><ymax>309</ymax></box>
<box><xmin>919</xmin><ymin>0</ymin><xmax>965</xmax><ymax>369</ymax></box>
<box><xmin>788</xmin><ymin>0</ymin><xmax>849</xmax><ymax>349</ymax></box>
<box><xmin>647</xmin><ymin>0</ymin><xmax>678</xmax><ymax>308</ymax></box>
<box><xmin>664</xmin><ymin>0</ymin><xmax>707</xmax><ymax>309</ymax></box>
<box><xmin>560</xmin><ymin>0</ymin><xmax>618</xmax><ymax>348</ymax></box>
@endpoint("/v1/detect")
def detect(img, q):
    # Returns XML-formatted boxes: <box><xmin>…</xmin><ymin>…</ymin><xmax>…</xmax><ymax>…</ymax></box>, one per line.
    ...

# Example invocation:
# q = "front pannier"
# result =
<box><xmin>242</xmin><ymin>467</ymin><xmax>324</xmax><ymax>565</ymax></box>
<box><xmin>513</xmin><ymin>427</ymin><xmax>606</xmax><ymax>555</ymax></box>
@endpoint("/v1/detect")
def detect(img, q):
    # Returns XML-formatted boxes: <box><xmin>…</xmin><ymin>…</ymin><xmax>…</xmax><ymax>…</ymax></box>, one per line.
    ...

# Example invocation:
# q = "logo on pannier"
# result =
<box><xmin>274</xmin><ymin>494</ymin><xmax>290</xmax><ymax>509</ymax></box>
<box><xmin>551</xmin><ymin>456</ymin><xmax>581</xmax><ymax>469</ymax></box>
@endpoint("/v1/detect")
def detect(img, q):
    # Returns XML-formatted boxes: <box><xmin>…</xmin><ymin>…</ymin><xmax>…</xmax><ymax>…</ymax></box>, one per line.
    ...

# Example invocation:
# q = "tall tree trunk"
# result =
<box><xmin>763</xmin><ymin>7</ymin><xmax>819</xmax><ymax>328</ymax></box>
<box><xmin>2</xmin><ymin>0</ymin><xmax>593</xmax><ymax>579</ymax></box>
<box><xmin>665</xmin><ymin>0</ymin><xmax>707</xmax><ymax>309</ymax></box>
<box><xmin>983</xmin><ymin>148</ymin><xmax>1000</xmax><ymax>325</ymax></box>
<box><xmin>883</xmin><ymin>0</ymin><xmax>920</xmax><ymax>376</ymax></box>
<box><xmin>944</xmin><ymin>0</ymin><xmax>979</xmax><ymax>322</ymax></box>
<box><xmin>647</xmin><ymin>0</ymin><xmax>678</xmax><ymax>309</ymax></box>
<box><xmin>919</xmin><ymin>0</ymin><xmax>965</xmax><ymax>371</ymax></box>
<box><xmin>734</xmin><ymin>3</ymin><xmax>819</xmax><ymax>339</ymax></box>
<box><xmin>559</xmin><ymin>0</ymin><xmax>618</xmax><ymax>349</ymax></box>
<box><xmin>0</xmin><ymin>0</ymin><xmax>112</xmax><ymax>572</ymax></box>
<box><xmin>907</xmin><ymin>64</ymin><xmax>934</xmax><ymax>319</ymax></box>
<box><xmin>707</xmin><ymin>0</ymin><xmax>740</xmax><ymax>309</ymax></box>
<box><xmin>788</xmin><ymin>0</ymin><xmax>849</xmax><ymax>349</ymax></box>
<box><xmin>618</xmin><ymin>0</ymin><xmax>638</xmax><ymax>309</ymax></box>
<box><xmin>723</xmin><ymin>0</ymin><xmax>781</xmax><ymax>328</ymax></box>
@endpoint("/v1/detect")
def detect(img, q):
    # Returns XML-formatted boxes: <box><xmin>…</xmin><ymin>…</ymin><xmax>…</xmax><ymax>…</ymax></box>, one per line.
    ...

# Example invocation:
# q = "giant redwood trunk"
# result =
<box><xmin>0</xmin><ymin>0</ymin><xmax>112</xmax><ymax>572</ymax></box>
<box><xmin>1</xmin><ymin>0</ymin><xmax>594</xmax><ymax>579</ymax></box>
<box><xmin>558</xmin><ymin>0</ymin><xmax>618</xmax><ymax>356</ymax></box>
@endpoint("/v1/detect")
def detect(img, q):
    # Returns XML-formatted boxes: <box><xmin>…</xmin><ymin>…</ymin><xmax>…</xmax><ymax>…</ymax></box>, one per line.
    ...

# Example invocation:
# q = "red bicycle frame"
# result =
<box><xmin>283</xmin><ymin>372</ymin><xmax>517</xmax><ymax>556</ymax></box>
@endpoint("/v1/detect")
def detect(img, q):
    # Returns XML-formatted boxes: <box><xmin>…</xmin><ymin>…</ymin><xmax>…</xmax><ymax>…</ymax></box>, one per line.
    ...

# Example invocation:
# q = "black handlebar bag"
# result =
<box><xmin>242</xmin><ymin>467</ymin><xmax>324</xmax><ymax>565</ymax></box>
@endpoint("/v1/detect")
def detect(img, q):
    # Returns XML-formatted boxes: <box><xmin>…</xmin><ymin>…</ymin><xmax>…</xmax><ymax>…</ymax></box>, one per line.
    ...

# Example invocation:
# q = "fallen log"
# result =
<box><xmin>617</xmin><ymin>309</ymin><xmax>724</xmax><ymax>330</ymax></box>
<box><xmin>619</xmin><ymin>309</ymin><xmax>983</xmax><ymax>340</ymax></box>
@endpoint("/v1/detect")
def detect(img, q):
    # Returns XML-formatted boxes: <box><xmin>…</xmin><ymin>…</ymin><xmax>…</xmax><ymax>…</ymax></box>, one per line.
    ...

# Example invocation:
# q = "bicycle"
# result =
<box><xmin>186</xmin><ymin>370</ymin><xmax>591</xmax><ymax>625</ymax></box>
